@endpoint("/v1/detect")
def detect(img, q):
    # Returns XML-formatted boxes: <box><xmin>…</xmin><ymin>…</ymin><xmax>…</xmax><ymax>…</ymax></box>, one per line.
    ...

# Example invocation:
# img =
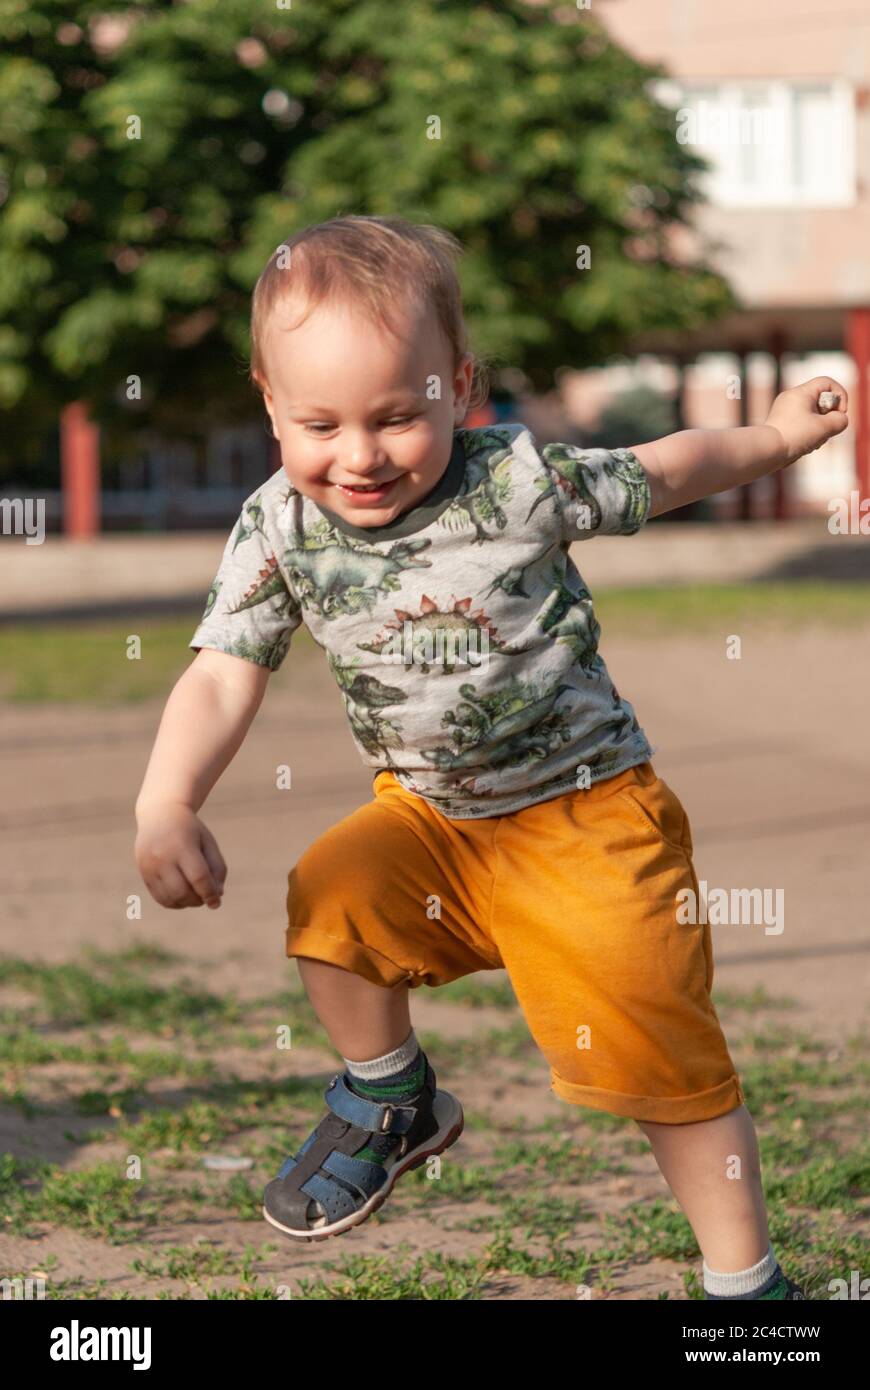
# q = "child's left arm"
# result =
<box><xmin>630</xmin><ymin>376</ymin><xmax>849</xmax><ymax>519</ymax></box>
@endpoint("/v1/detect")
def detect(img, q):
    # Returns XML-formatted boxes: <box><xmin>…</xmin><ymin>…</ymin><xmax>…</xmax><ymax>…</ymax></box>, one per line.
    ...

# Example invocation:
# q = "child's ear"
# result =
<box><xmin>453</xmin><ymin>352</ymin><xmax>474</xmax><ymax>412</ymax></box>
<box><xmin>254</xmin><ymin>373</ymin><xmax>280</xmax><ymax>440</ymax></box>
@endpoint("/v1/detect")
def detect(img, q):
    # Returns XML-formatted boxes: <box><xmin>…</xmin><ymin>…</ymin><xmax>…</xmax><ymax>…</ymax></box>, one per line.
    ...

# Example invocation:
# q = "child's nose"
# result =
<box><xmin>340</xmin><ymin>434</ymin><xmax>383</xmax><ymax>471</ymax></box>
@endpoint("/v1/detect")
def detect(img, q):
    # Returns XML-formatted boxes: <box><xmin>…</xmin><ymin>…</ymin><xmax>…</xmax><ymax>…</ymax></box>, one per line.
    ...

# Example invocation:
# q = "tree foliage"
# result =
<box><xmin>0</xmin><ymin>0</ymin><xmax>734</xmax><ymax>448</ymax></box>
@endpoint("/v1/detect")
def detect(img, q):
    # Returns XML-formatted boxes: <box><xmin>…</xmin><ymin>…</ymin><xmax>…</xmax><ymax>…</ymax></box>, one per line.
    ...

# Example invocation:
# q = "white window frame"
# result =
<box><xmin>647</xmin><ymin>77</ymin><xmax>856</xmax><ymax>209</ymax></box>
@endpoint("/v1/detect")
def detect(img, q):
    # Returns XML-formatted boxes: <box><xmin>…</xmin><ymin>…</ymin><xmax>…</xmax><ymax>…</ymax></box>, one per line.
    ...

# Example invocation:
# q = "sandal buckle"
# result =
<box><xmin>380</xmin><ymin>1104</ymin><xmax>394</xmax><ymax>1132</ymax></box>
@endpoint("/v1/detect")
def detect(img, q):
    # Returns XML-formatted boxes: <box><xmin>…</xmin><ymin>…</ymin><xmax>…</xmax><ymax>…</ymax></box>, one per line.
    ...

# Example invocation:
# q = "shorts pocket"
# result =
<box><xmin>617</xmin><ymin>777</ymin><xmax>690</xmax><ymax>856</ymax></box>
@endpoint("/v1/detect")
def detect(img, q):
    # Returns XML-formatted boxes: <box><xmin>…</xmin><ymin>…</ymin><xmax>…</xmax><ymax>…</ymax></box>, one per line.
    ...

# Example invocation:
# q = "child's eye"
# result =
<box><xmin>303</xmin><ymin>417</ymin><xmax>417</xmax><ymax>435</ymax></box>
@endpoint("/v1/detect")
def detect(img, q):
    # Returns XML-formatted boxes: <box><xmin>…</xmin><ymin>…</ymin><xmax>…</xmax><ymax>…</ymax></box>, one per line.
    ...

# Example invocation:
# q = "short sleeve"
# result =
<box><xmin>188</xmin><ymin>491</ymin><xmax>303</xmax><ymax>671</ymax></box>
<box><xmin>538</xmin><ymin>444</ymin><xmax>652</xmax><ymax>542</ymax></box>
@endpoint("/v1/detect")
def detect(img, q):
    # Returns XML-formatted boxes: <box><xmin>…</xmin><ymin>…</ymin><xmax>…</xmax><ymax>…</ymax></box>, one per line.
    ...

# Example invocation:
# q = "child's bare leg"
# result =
<box><xmin>296</xmin><ymin>956</ymin><xmax>412</xmax><ymax>1059</ymax></box>
<box><xmin>636</xmin><ymin>1104</ymin><xmax>770</xmax><ymax>1271</ymax></box>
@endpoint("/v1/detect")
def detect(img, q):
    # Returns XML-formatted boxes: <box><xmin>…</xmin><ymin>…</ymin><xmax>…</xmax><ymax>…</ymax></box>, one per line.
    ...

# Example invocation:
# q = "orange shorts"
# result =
<box><xmin>285</xmin><ymin>760</ymin><xmax>745</xmax><ymax>1125</ymax></box>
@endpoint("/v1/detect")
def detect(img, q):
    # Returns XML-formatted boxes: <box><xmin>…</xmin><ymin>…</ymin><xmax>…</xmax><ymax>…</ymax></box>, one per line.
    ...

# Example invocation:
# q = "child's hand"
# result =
<box><xmin>134</xmin><ymin>804</ymin><xmax>227</xmax><ymax>910</ymax></box>
<box><xmin>764</xmin><ymin>376</ymin><xmax>849</xmax><ymax>467</ymax></box>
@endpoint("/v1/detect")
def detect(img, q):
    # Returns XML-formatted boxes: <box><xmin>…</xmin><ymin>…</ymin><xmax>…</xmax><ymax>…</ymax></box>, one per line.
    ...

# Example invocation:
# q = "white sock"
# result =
<box><xmin>703</xmin><ymin>1242</ymin><xmax>781</xmax><ymax>1296</ymax></box>
<box><xmin>342</xmin><ymin>1028</ymin><xmax>419</xmax><ymax>1081</ymax></box>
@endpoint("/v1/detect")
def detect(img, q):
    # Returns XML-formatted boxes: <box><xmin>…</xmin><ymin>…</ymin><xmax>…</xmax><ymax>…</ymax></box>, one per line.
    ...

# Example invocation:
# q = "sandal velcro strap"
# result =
<box><xmin>270</xmin><ymin>1112</ymin><xmax>396</xmax><ymax>1227</ymax></box>
<box><xmin>321</xmin><ymin>1149</ymin><xmax>389</xmax><ymax>1194</ymax></box>
<box><xmin>283</xmin><ymin>1148</ymin><xmax>390</xmax><ymax>1224</ymax></box>
<box><xmin>324</xmin><ymin>1072</ymin><xmax>419</xmax><ymax>1135</ymax></box>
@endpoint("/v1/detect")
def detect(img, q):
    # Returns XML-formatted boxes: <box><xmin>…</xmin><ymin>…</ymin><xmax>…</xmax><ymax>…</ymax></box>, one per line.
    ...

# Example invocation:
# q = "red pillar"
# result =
<box><xmin>768</xmin><ymin>329</ymin><xmax>788</xmax><ymax>521</ymax></box>
<box><xmin>847</xmin><ymin>307</ymin><xmax>870</xmax><ymax>502</ymax></box>
<box><xmin>60</xmin><ymin>401</ymin><xmax>100</xmax><ymax>538</ymax></box>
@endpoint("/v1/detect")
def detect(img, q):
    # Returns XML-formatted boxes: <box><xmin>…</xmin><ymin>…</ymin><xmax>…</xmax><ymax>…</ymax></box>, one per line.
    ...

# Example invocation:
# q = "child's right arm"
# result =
<box><xmin>134</xmin><ymin>649</ymin><xmax>271</xmax><ymax>912</ymax></box>
<box><xmin>631</xmin><ymin>376</ymin><xmax>848</xmax><ymax>518</ymax></box>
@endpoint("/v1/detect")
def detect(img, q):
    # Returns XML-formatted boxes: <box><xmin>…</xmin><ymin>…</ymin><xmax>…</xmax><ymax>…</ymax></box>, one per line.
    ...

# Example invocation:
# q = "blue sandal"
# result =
<box><xmin>262</xmin><ymin>1059</ymin><xmax>463</xmax><ymax>1241</ymax></box>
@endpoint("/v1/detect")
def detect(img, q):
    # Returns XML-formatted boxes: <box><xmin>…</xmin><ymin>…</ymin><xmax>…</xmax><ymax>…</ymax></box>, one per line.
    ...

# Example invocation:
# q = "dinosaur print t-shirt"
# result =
<box><xmin>188</xmin><ymin>423</ymin><xmax>656</xmax><ymax>819</ymax></box>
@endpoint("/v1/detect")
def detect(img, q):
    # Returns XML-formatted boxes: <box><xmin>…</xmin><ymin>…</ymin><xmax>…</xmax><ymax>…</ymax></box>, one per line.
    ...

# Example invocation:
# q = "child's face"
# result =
<box><xmin>257</xmin><ymin>294</ymin><xmax>473</xmax><ymax>526</ymax></box>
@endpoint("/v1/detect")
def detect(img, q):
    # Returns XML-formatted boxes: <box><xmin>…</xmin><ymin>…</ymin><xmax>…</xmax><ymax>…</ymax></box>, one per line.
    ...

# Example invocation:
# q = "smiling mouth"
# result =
<box><xmin>333</xmin><ymin>478</ymin><xmax>399</xmax><ymax>496</ymax></box>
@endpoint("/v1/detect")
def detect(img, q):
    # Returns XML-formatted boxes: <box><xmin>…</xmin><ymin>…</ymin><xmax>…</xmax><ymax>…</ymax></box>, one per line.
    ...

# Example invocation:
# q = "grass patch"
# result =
<box><xmin>293</xmin><ymin>1230</ymin><xmax>594</xmax><ymax>1299</ymax></box>
<box><xmin>110</xmin><ymin>1074</ymin><xmax>326</xmax><ymax>1156</ymax></box>
<box><xmin>416</xmin><ymin>1020</ymin><xmax>536</xmax><ymax>1069</ymax></box>
<box><xmin>0</xmin><ymin>946</ymin><xmax>329</xmax><ymax>1051</ymax></box>
<box><xmin>0</xmin><ymin>1152</ymin><xmax>160</xmax><ymax>1242</ymax></box>
<box><xmin>0</xmin><ymin>618</ymin><xmax>315</xmax><ymax>704</ymax></box>
<box><xmin>296</xmin><ymin>1249</ymin><xmax>489</xmax><ymax>1300</ymax></box>
<box><xmin>595</xmin><ymin>581</ymin><xmax>870</xmax><ymax>634</ymax></box>
<box><xmin>0</xmin><ymin>950</ymin><xmax>241</xmax><ymax>1035</ymax></box>
<box><xmin>430</xmin><ymin>975</ymin><xmax>518</xmax><ymax>1010</ymax></box>
<box><xmin>449</xmin><ymin>1191</ymin><xmax>596</xmax><ymax>1239</ymax></box>
<box><xmin>129</xmin><ymin>1241</ymin><xmax>274</xmax><ymax>1283</ymax></box>
<box><xmin>0</xmin><ymin>942</ymin><xmax>866</xmax><ymax>1297</ymax></box>
<box><xmin>711</xmin><ymin>984</ymin><xmax>800</xmax><ymax>1013</ymax></box>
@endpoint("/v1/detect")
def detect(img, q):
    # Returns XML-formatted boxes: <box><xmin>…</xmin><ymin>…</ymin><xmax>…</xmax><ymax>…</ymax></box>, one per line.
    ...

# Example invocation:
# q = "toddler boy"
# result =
<box><xmin>135</xmin><ymin>214</ymin><xmax>847</xmax><ymax>1298</ymax></box>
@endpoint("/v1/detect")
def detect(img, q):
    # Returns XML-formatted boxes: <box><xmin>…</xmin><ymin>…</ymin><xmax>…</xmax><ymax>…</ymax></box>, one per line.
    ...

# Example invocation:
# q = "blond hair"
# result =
<box><xmin>249</xmin><ymin>214</ymin><xmax>490</xmax><ymax>410</ymax></box>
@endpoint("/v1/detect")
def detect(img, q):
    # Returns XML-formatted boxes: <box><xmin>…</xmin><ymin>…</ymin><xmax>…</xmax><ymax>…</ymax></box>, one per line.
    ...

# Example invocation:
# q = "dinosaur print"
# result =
<box><xmin>602</xmin><ymin>450</ymin><xmax>651</xmax><ymax>532</ymax></box>
<box><xmin>326</xmin><ymin>653</ymin><xmax>408</xmax><ymax>765</ymax></box>
<box><xmin>357</xmin><ymin>594</ymin><xmax>526</xmax><ymax>674</ymax></box>
<box><xmin>484</xmin><ymin>560</ymin><xmax>537</xmax><ymax>600</ymax></box>
<box><xmin>227</xmin><ymin>552</ymin><xmax>297</xmax><ymax>617</ymax></box>
<box><xmin>608</xmin><ymin>678</ymin><xmax>641</xmax><ymax>735</ymax></box>
<box><xmin>539</xmin><ymin>564</ymin><xmax>593</xmax><ymax>626</ymax></box>
<box><xmin>527</xmin><ymin>444</ymin><xmax>604</xmax><ymax>530</ymax></box>
<box><xmin>414</xmin><ymin>721</ymin><xmax>632</xmax><ymax>808</ymax></box>
<box><xmin>421</xmin><ymin>676</ymin><xmax>576</xmax><ymax>773</ymax></box>
<box><xmin>283</xmin><ymin>525</ymin><xmax>432</xmax><ymax>618</ymax></box>
<box><xmin>439</xmin><ymin>428</ymin><xmax>514</xmax><ymax>543</ymax></box>
<box><xmin>538</xmin><ymin>566</ymin><xmax>601</xmax><ymax>674</ymax></box>
<box><xmin>201</xmin><ymin>579</ymin><xmax>222</xmax><ymax>621</ymax></box>
<box><xmin>211</xmin><ymin>629</ymin><xmax>293</xmax><ymax>671</ymax></box>
<box><xmin>231</xmin><ymin>495</ymin><xmax>268</xmax><ymax>551</ymax></box>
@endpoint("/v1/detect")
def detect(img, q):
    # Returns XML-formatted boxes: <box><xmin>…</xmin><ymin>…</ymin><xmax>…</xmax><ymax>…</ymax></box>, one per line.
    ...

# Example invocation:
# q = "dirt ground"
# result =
<box><xmin>1</xmin><ymin>623</ymin><xmax>868</xmax><ymax>1299</ymax></box>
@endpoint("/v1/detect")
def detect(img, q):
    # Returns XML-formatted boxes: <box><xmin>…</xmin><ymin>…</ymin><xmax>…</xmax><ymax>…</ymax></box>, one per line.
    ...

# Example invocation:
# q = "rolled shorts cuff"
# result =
<box><xmin>549</xmin><ymin>1069</ymin><xmax>745</xmax><ymax>1124</ymax></box>
<box><xmin>285</xmin><ymin>926</ymin><xmax>420</xmax><ymax>990</ymax></box>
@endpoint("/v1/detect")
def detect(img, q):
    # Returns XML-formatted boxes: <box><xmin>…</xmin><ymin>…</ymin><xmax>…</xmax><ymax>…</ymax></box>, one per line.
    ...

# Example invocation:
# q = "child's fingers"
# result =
<box><xmin>178</xmin><ymin>846</ymin><xmax>223</xmax><ymax>909</ymax></box>
<box><xmin>199</xmin><ymin>827</ymin><xmax>228</xmax><ymax>904</ymax></box>
<box><xmin>151</xmin><ymin>863</ymin><xmax>207</xmax><ymax>909</ymax></box>
<box><xmin>827</xmin><ymin>378</ymin><xmax>848</xmax><ymax>413</ymax></box>
<box><xmin>808</xmin><ymin>376</ymin><xmax>848</xmax><ymax>415</ymax></box>
<box><xmin>815</xmin><ymin>385</ymin><xmax>850</xmax><ymax>442</ymax></box>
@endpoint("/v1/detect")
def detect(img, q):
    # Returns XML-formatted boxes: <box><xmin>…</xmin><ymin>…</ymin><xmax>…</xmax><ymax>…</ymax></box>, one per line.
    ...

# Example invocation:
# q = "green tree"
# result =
<box><xmin>0</xmin><ymin>0</ymin><xmax>734</xmax><ymax>470</ymax></box>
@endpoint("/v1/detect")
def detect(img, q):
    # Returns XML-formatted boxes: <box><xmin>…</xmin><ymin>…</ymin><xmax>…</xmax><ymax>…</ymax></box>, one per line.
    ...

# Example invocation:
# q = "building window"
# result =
<box><xmin>649</xmin><ymin>78</ymin><xmax>855</xmax><ymax>208</ymax></box>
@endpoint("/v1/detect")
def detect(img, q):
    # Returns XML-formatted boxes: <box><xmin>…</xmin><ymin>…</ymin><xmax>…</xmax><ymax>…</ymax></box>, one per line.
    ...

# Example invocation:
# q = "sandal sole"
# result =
<box><xmin>262</xmin><ymin>1088</ymin><xmax>464</xmax><ymax>1243</ymax></box>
